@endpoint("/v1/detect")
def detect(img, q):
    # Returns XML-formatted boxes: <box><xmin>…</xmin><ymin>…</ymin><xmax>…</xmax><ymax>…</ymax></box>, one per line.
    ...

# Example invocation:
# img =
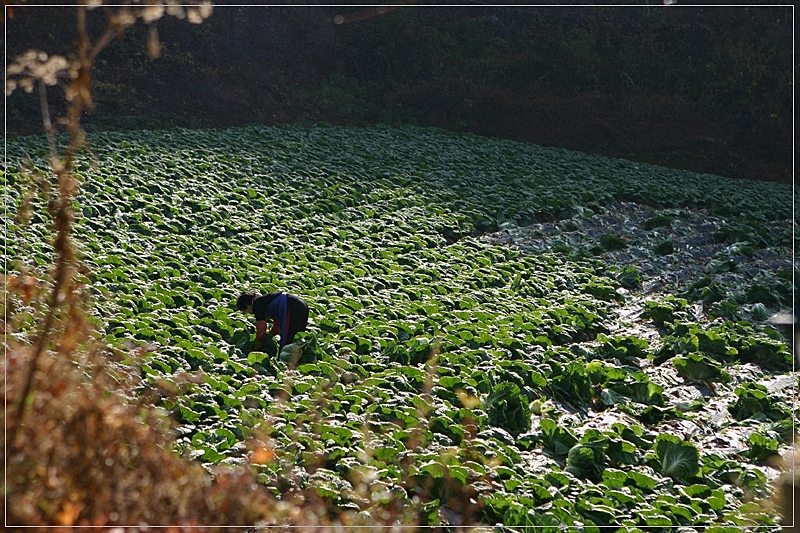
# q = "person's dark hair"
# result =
<box><xmin>236</xmin><ymin>292</ymin><xmax>256</xmax><ymax>311</ymax></box>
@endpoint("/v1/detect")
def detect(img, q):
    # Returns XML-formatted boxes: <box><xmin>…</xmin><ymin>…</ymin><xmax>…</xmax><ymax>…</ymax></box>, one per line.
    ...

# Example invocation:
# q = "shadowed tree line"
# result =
<box><xmin>5</xmin><ymin>1</ymin><xmax>794</xmax><ymax>183</ymax></box>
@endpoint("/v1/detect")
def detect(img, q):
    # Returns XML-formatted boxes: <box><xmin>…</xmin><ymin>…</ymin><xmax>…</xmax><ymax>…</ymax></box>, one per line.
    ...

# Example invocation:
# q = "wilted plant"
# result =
<box><xmin>3</xmin><ymin>2</ymin><xmax>282</xmax><ymax>528</ymax></box>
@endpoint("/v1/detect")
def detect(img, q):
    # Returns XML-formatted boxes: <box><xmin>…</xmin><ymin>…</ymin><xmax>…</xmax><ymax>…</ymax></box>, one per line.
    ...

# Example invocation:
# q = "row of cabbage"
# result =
<box><xmin>4</xmin><ymin>124</ymin><xmax>795</xmax><ymax>530</ymax></box>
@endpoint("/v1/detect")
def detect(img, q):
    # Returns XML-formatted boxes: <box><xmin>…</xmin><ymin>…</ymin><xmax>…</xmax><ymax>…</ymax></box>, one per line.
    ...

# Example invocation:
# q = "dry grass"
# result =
<box><xmin>4</xmin><ymin>334</ymin><xmax>277</xmax><ymax>528</ymax></box>
<box><xmin>4</xmin><ymin>3</ymin><xmax>321</xmax><ymax>529</ymax></box>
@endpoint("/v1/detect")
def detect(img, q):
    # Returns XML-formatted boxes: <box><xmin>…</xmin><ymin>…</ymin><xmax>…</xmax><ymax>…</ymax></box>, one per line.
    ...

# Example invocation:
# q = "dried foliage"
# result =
<box><xmin>3</xmin><ymin>2</ymin><xmax>277</xmax><ymax>529</ymax></box>
<box><xmin>4</xmin><ymin>0</ymin><xmax>213</xmax><ymax>453</ymax></box>
<box><xmin>4</xmin><ymin>340</ymin><xmax>277</xmax><ymax>528</ymax></box>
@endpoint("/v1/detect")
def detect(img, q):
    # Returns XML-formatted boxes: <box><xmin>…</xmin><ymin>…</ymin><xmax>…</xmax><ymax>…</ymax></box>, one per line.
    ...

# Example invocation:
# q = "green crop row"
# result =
<box><xmin>4</xmin><ymin>124</ymin><xmax>796</xmax><ymax>530</ymax></box>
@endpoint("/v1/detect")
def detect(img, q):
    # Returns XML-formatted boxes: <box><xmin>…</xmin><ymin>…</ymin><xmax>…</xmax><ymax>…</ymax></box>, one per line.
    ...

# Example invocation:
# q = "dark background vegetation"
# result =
<box><xmin>4</xmin><ymin>1</ymin><xmax>794</xmax><ymax>183</ymax></box>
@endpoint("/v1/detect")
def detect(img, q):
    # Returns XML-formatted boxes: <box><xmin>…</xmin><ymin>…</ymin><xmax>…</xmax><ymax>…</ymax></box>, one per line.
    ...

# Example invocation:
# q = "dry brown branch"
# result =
<box><xmin>6</xmin><ymin>0</ymin><xmax>214</xmax><ymax>453</ymax></box>
<box><xmin>333</xmin><ymin>0</ymin><xmax>420</xmax><ymax>25</ymax></box>
<box><xmin>2</xmin><ymin>3</ymin><xmax>290</xmax><ymax>528</ymax></box>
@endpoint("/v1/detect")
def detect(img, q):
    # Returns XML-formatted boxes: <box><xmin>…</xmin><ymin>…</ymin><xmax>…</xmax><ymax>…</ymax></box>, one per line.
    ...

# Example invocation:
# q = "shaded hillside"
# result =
<box><xmin>4</xmin><ymin>2</ymin><xmax>794</xmax><ymax>183</ymax></box>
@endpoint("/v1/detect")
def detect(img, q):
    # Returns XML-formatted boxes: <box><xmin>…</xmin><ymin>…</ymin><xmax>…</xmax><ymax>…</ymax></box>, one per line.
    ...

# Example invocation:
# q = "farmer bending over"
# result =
<box><xmin>237</xmin><ymin>291</ymin><xmax>309</xmax><ymax>350</ymax></box>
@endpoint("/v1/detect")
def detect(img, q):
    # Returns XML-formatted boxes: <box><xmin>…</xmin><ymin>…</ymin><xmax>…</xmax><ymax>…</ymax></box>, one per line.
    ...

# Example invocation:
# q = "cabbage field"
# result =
<box><xmin>4</xmin><ymin>124</ymin><xmax>797</xmax><ymax>530</ymax></box>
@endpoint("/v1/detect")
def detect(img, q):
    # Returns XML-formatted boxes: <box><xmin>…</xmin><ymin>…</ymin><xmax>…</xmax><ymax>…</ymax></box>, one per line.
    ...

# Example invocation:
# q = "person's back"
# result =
<box><xmin>237</xmin><ymin>291</ymin><xmax>309</xmax><ymax>349</ymax></box>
